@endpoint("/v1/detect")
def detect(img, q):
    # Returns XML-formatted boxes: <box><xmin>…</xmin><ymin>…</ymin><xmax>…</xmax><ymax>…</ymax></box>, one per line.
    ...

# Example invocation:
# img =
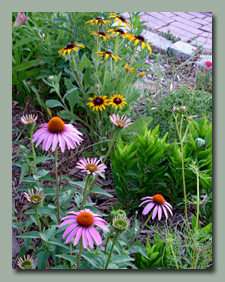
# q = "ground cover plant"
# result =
<box><xmin>12</xmin><ymin>12</ymin><xmax>212</xmax><ymax>270</ymax></box>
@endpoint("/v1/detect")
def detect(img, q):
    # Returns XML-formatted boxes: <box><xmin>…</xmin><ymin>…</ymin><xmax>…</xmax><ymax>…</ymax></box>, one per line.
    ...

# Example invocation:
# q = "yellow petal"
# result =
<box><xmin>134</xmin><ymin>39</ymin><xmax>139</xmax><ymax>46</ymax></box>
<box><xmin>68</xmin><ymin>49</ymin><xmax>71</xmax><ymax>54</ymax></box>
<box><xmin>142</xmin><ymin>42</ymin><xmax>145</xmax><ymax>49</ymax></box>
<box><xmin>105</xmin><ymin>54</ymin><xmax>109</xmax><ymax>60</ymax></box>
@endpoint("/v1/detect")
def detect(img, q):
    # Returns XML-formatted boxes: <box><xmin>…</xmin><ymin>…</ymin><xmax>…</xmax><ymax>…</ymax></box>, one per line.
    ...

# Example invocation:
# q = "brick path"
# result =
<box><xmin>123</xmin><ymin>12</ymin><xmax>212</xmax><ymax>53</ymax></box>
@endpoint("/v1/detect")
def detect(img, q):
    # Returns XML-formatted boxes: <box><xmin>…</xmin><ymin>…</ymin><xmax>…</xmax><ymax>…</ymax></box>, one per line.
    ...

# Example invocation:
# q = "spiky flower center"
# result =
<box><xmin>47</xmin><ymin>117</ymin><xmax>65</xmax><ymax>133</ymax></box>
<box><xmin>116</xmin><ymin>210</ymin><xmax>126</xmax><ymax>218</ymax></box>
<box><xmin>136</xmin><ymin>35</ymin><xmax>145</xmax><ymax>41</ymax></box>
<box><xmin>153</xmin><ymin>194</ymin><xmax>165</xmax><ymax>205</ymax></box>
<box><xmin>99</xmin><ymin>31</ymin><xmax>106</xmax><ymax>36</ymax></box>
<box><xmin>26</xmin><ymin>118</ymin><xmax>35</xmax><ymax>124</ymax></box>
<box><xmin>30</xmin><ymin>194</ymin><xmax>42</xmax><ymax>204</ymax></box>
<box><xmin>65</xmin><ymin>43</ymin><xmax>73</xmax><ymax>49</ymax></box>
<box><xmin>113</xmin><ymin>97</ymin><xmax>122</xmax><ymax>105</ymax></box>
<box><xmin>96</xmin><ymin>17</ymin><xmax>102</xmax><ymax>20</ymax></box>
<box><xmin>93</xmin><ymin>97</ymin><xmax>104</xmax><ymax>106</ymax></box>
<box><xmin>86</xmin><ymin>163</ymin><xmax>98</xmax><ymax>172</ymax></box>
<box><xmin>116</xmin><ymin>120</ymin><xmax>125</xmax><ymax>127</ymax></box>
<box><xmin>21</xmin><ymin>260</ymin><xmax>33</xmax><ymax>269</ymax></box>
<box><xmin>119</xmin><ymin>16</ymin><xmax>126</xmax><ymax>22</ymax></box>
<box><xmin>77</xmin><ymin>212</ymin><xmax>94</xmax><ymax>227</ymax></box>
<box><xmin>113</xmin><ymin>216</ymin><xmax>129</xmax><ymax>231</ymax></box>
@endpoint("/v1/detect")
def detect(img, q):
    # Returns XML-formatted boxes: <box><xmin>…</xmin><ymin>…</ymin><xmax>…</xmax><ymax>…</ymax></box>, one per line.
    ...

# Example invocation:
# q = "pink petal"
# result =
<box><xmin>82</xmin><ymin>228</ymin><xmax>88</xmax><ymax>249</ymax></box>
<box><xmin>62</xmin><ymin>223</ymin><xmax>78</xmax><ymax>239</ymax></box>
<box><xmin>142</xmin><ymin>202</ymin><xmax>155</xmax><ymax>215</ymax></box>
<box><xmin>89</xmin><ymin>226</ymin><xmax>102</xmax><ymax>245</ymax></box>
<box><xmin>58</xmin><ymin>219</ymin><xmax>76</xmax><ymax>228</ymax></box>
<box><xmin>58</xmin><ymin>133</ymin><xmax>65</xmax><ymax>152</ymax></box>
<box><xmin>158</xmin><ymin>206</ymin><xmax>162</xmax><ymax>220</ymax></box>
<box><xmin>162</xmin><ymin>205</ymin><xmax>168</xmax><ymax>219</ymax></box>
<box><xmin>94</xmin><ymin>220</ymin><xmax>109</xmax><ymax>232</ymax></box>
<box><xmin>73</xmin><ymin>227</ymin><xmax>83</xmax><ymax>246</ymax></box>
<box><xmin>65</xmin><ymin>227</ymin><xmax>79</xmax><ymax>244</ymax></box>
<box><xmin>52</xmin><ymin>134</ymin><xmax>59</xmax><ymax>151</ymax></box>
<box><xmin>86</xmin><ymin>228</ymin><xmax>94</xmax><ymax>248</ymax></box>
<box><xmin>152</xmin><ymin>205</ymin><xmax>158</xmax><ymax>220</ymax></box>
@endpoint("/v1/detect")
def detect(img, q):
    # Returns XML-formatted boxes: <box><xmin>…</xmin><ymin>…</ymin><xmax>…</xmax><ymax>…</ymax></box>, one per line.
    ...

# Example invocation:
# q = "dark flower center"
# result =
<box><xmin>77</xmin><ymin>212</ymin><xmax>94</xmax><ymax>227</ymax></box>
<box><xmin>99</xmin><ymin>31</ymin><xmax>106</xmax><ymax>36</ymax></box>
<box><xmin>86</xmin><ymin>163</ymin><xmax>98</xmax><ymax>172</ymax></box>
<box><xmin>96</xmin><ymin>17</ymin><xmax>102</xmax><ymax>20</ymax></box>
<box><xmin>117</xmin><ymin>28</ymin><xmax>125</xmax><ymax>34</ymax></box>
<box><xmin>136</xmin><ymin>35</ymin><xmax>145</xmax><ymax>41</ymax></box>
<box><xmin>65</xmin><ymin>43</ymin><xmax>74</xmax><ymax>49</ymax></box>
<box><xmin>94</xmin><ymin>97</ymin><xmax>104</xmax><ymax>106</ymax></box>
<box><xmin>105</xmin><ymin>51</ymin><xmax>112</xmax><ymax>54</ymax></box>
<box><xmin>48</xmin><ymin>116</ymin><xmax>65</xmax><ymax>133</ymax></box>
<box><xmin>113</xmin><ymin>98</ymin><xmax>122</xmax><ymax>105</ymax></box>
<box><xmin>119</xmin><ymin>16</ymin><xmax>126</xmax><ymax>22</ymax></box>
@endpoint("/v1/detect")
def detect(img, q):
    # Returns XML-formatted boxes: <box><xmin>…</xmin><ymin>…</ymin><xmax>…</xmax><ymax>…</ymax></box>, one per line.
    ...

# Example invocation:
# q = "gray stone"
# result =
<box><xmin>142</xmin><ymin>30</ymin><xmax>173</xmax><ymax>55</ymax></box>
<box><xmin>196</xmin><ymin>55</ymin><xmax>212</xmax><ymax>69</ymax></box>
<box><xmin>169</xmin><ymin>41</ymin><xmax>197</xmax><ymax>60</ymax></box>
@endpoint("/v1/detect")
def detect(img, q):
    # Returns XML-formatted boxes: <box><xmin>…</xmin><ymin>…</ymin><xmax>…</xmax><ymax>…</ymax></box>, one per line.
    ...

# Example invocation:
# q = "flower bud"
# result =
<box><xmin>115</xmin><ymin>210</ymin><xmax>126</xmax><ymax>219</ymax></box>
<box><xmin>48</xmin><ymin>75</ymin><xmax>55</xmax><ymax>82</ymax></box>
<box><xmin>13</xmin><ymin>13</ymin><xmax>29</xmax><ymax>28</ymax></box>
<box><xmin>112</xmin><ymin>216</ymin><xmax>130</xmax><ymax>232</ymax></box>
<box><xmin>95</xmin><ymin>84</ymin><xmax>100</xmax><ymax>89</ymax></box>
<box><xmin>180</xmin><ymin>106</ymin><xmax>186</xmax><ymax>112</ymax></box>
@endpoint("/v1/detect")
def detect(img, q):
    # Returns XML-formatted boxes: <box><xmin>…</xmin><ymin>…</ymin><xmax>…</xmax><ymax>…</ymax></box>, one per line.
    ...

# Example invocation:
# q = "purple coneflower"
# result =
<box><xmin>109</xmin><ymin>113</ymin><xmax>133</xmax><ymax>128</ymax></box>
<box><xmin>32</xmin><ymin>116</ymin><xmax>83</xmax><ymax>152</ymax></box>
<box><xmin>21</xmin><ymin>114</ymin><xmax>37</xmax><ymax>125</ymax></box>
<box><xmin>17</xmin><ymin>255</ymin><xmax>34</xmax><ymax>269</ymax></box>
<box><xmin>139</xmin><ymin>194</ymin><xmax>173</xmax><ymax>220</ymax></box>
<box><xmin>24</xmin><ymin>189</ymin><xmax>46</xmax><ymax>205</ymax></box>
<box><xmin>58</xmin><ymin>209</ymin><xmax>109</xmax><ymax>249</ymax></box>
<box><xmin>76</xmin><ymin>158</ymin><xmax>107</xmax><ymax>176</ymax></box>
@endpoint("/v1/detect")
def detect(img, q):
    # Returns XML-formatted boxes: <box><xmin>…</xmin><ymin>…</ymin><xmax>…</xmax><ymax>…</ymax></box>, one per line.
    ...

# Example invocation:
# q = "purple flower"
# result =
<box><xmin>13</xmin><ymin>13</ymin><xmax>29</xmax><ymax>28</ymax></box>
<box><xmin>109</xmin><ymin>113</ymin><xmax>133</xmax><ymax>128</ymax></box>
<box><xmin>32</xmin><ymin>116</ymin><xmax>83</xmax><ymax>152</ymax></box>
<box><xmin>139</xmin><ymin>194</ymin><xmax>173</xmax><ymax>220</ymax></box>
<box><xmin>179</xmin><ymin>249</ymin><xmax>186</xmax><ymax>256</ymax></box>
<box><xmin>58</xmin><ymin>209</ymin><xmax>109</xmax><ymax>249</ymax></box>
<box><xmin>76</xmin><ymin>157</ymin><xmax>107</xmax><ymax>176</ymax></box>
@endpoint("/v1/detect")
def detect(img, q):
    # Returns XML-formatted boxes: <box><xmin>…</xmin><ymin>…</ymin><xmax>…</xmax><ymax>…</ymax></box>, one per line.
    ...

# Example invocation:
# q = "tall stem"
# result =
<box><xmin>55</xmin><ymin>146</ymin><xmax>60</xmax><ymax>223</ymax></box>
<box><xmin>77</xmin><ymin>240</ymin><xmax>83</xmax><ymax>269</ymax></box>
<box><xmin>35</xmin><ymin>206</ymin><xmax>42</xmax><ymax>232</ymax></box>
<box><xmin>170</xmin><ymin>242</ymin><xmax>179</xmax><ymax>269</ymax></box>
<box><xmin>104</xmin><ymin>229</ymin><xmax>113</xmax><ymax>254</ymax></box>
<box><xmin>104</xmin><ymin>233</ymin><xmax>119</xmax><ymax>269</ymax></box>
<box><xmin>102</xmin><ymin>60</ymin><xmax>108</xmax><ymax>94</ymax></box>
<box><xmin>30</xmin><ymin>128</ymin><xmax>40</xmax><ymax>192</ymax></box>
<box><xmin>80</xmin><ymin>174</ymin><xmax>91</xmax><ymax>209</ymax></box>
<box><xmin>129</xmin><ymin>213</ymin><xmax>152</xmax><ymax>248</ymax></box>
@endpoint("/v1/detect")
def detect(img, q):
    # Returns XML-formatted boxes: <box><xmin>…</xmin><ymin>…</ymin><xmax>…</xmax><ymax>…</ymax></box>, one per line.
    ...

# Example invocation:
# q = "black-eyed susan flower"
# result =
<box><xmin>87</xmin><ymin>94</ymin><xmax>109</xmax><ymax>111</ymax></box>
<box><xmin>96</xmin><ymin>51</ymin><xmax>121</xmax><ymax>61</ymax></box>
<box><xmin>107</xmin><ymin>28</ymin><xmax>132</xmax><ymax>39</ymax></box>
<box><xmin>125</xmin><ymin>63</ymin><xmax>135</xmax><ymax>74</ymax></box>
<box><xmin>58</xmin><ymin>42</ymin><xmax>85</xmax><ymax>57</ymax></box>
<box><xmin>89</xmin><ymin>31</ymin><xmax>111</xmax><ymax>41</ymax></box>
<box><xmin>108</xmin><ymin>94</ymin><xmax>127</xmax><ymax>110</ymax></box>
<box><xmin>139</xmin><ymin>71</ymin><xmax>145</xmax><ymax>78</ymax></box>
<box><xmin>128</xmin><ymin>34</ymin><xmax>152</xmax><ymax>53</ymax></box>
<box><xmin>108</xmin><ymin>13</ymin><xmax>132</xmax><ymax>29</ymax></box>
<box><xmin>85</xmin><ymin>16</ymin><xmax>111</xmax><ymax>26</ymax></box>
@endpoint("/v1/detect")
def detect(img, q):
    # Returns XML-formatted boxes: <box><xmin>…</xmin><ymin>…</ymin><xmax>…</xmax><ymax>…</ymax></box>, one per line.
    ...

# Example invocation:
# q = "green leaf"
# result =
<box><xmin>15</xmin><ymin>60</ymin><xmax>40</xmax><ymax>72</ymax></box>
<box><xmin>12</xmin><ymin>37</ymin><xmax>41</xmax><ymax>50</ymax></box>
<box><xmin>91</xmin><ymin>187</ymin><xmax>113</xmax><ymax>198</ymax></box>
<box><xmin>110</xmin><ymin>255</ymin><xmax>134</xmax><ymax>264</ymax></box>
<box><xmin>18</xmin><ymin>246</ymin><xmax>28</xmax><ymax>258</ymax></box>
<box><xmin>56</xmin><ymin>254</ymin><xmax>77</xmax><ymax>266</ymax></box>
<box><xmin>16</xmin><ymin>231</ymin><xmax>40</xmax><ymax>239</ymax></box>
<box><xmin>46</xmin><ymin>99</ymin><xmax>64</xmax><ymax>109</ymax></box>
<box><xmin>48</xmin><ymin>238</ymin><xmax>70</xmax><ymax>250</ymax></box>
<box><xmin>20</xmin><ymin>163</ymin><xmax>29</xmax><ymax>183</ymax></box>
<box><xmin>37</xmin><ymin>250</ymin><xmax>49</xmax><ymax>269</ymax></box>
<box><xmin>81</xmin><ymin>252</ymin><xmax>104</xmax><ymax>269</ymax></box>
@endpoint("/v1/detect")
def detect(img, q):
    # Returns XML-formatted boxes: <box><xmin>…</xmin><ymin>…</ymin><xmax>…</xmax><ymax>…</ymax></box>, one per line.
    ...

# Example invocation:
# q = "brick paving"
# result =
<box><xmin>137</xmin><ymin>12</ymin><xmax>212</xmax><ymax>53</ymax></box>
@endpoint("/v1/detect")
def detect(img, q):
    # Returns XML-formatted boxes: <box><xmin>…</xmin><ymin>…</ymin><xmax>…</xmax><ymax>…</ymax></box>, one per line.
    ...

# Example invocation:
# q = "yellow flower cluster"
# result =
<box><xmin>87</xmin><ymin>94</ymin><xmax>127</xmax><ymax>112</ymax></box>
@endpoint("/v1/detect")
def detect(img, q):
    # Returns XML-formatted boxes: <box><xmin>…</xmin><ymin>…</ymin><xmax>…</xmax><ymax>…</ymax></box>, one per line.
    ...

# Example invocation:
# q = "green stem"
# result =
<box><xmin>170</xmin><ymin>242</ymin><xmax>179</xmax><ymax>269</ymax></box>
<box><xmin>70</xmin><ymin>242</ymin><xmax>73</xmax><ymax>269</ymax></box>
<box><xmin>202</xmin><ymin>248</ymin><xmax>212</xmax><ymax>269</ymax></box>
<box><xmin>55</xmin><ymin>146</ymin><xmax>60</xmax><ymax>223</ymax></box>
<box><xmin>12</xmin><ymin>211</ymin><xmax>26</xmax><ymax>233</ymax></box>
<box><xmin>30</xmin><ymin>128</ymin><xmax>40</xmax><ymax>192</ymax></box>
<box><xmin>104</xmin><ymin>229</ymin><xmax>113</xmax><ymax>254</ymax></box>
<box><xmin>102</xmin><ymin>131</ymin><xmax>119</xmax><ymax>164</ymax></box>
<box><xmin>113</xmin><ymin>34</ymin><xmax>119</xmax><ymax>72</ymax></box>
<box><xmin>104</xmin><ymin>233</ymin><xmax>119</xmax><ymax>269</ymax></box>
<box><xmin>77</xmin><ymin>240</ymin><xmax>83</xmax><ymax>269</ymax></box>
<box><xmin>35</xmin><ymin>207</ymin><xmax>42</xmax><ymax>232</ymax></box>
<box><xmin>80</xmin><ymin>174</ymin><xmax>91</xmax><ymax>209</ymax></box>
<box><xmin>129</xmin><ymin>212</ymin><xmax>152</xmax><ymax>248</ymax></box>
<box><xmin>102</xmin><ymin>60</ymin><xmax>108</xmax><ymax>94</ymax></box>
